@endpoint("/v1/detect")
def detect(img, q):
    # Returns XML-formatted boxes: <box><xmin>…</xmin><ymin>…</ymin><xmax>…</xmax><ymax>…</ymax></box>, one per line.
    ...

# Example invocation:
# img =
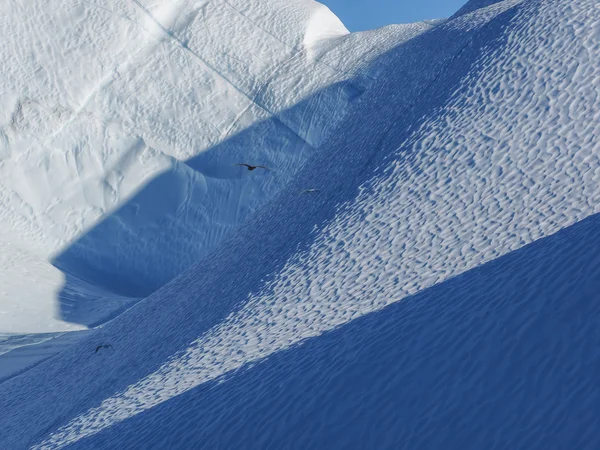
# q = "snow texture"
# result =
<box><xmin>2</xmin><ymin>0</ymin><xmax>600</xmax><ymax>448</ymax></box>
<box><xmin>0</xmin><ymin>0</ymin><xmax>435</xmax><ymax>335</ymax></box>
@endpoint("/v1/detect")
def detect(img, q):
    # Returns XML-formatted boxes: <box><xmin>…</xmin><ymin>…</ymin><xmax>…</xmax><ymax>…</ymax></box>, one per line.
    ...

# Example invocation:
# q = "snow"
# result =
<box><xmin>0</xmin><ymin>330</ymin><xmax>93</xmax><ymax>382</ymax></box>
<box><xmin>2</xmin><ymin>0</ymin><xmax>600</xmax><ymax>448</ymax></box>
<box><xmin>0</xmin><ymin>0</ymin><xmax>435</xmax><ymax>335</ymax></box>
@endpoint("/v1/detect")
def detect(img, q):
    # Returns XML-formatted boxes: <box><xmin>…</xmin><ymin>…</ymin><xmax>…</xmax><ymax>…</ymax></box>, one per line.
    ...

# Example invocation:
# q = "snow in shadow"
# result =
<box><xmin>71</xmin><ymin>210</ymin><xmax>600</xmax><ymax>450</ymax></box>
<box><xmin>5</xmin><ymin>4</ymin><xmax>534</xmax><ymax>448</ymax></box>
<box><xmin>6</xmin><ymin>2</ymin><xmax>596</xmax><ymax>448</ymax></box>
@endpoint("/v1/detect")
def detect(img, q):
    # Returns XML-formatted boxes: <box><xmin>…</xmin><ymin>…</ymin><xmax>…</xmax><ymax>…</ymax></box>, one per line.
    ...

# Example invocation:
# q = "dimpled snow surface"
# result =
<box><xmin>1</xmin><ymin>0</ymin><xmax>600</xmax><ymax>449</ymax></box>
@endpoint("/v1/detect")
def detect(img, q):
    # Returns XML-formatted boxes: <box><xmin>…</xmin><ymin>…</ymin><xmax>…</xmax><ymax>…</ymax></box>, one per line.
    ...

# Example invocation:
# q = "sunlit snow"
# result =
<box><xmin>1</xmin><ymin>0</ymin><xmax>600</xmax><ymax>449</ymax></box>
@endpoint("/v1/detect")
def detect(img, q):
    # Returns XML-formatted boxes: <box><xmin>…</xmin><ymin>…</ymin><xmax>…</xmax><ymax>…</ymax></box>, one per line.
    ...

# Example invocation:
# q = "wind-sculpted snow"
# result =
<box><xmin>50</xmin><ymin>200</ymin><xmax>600</xmax><ymax>450</ymax></box>
<box><xmin>0</xmin><ymin>0</ymin><xmax>436</xmax><ymax>333</ymax></box>
<box><xmin>2</xmin><ymin>0</ymin><xmax>600</xmax><ymax>448</ymax></box>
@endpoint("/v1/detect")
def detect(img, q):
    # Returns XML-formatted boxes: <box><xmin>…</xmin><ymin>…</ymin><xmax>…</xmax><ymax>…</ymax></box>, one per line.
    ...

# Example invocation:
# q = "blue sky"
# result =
<box><xmin>319</xmin><ymin>0</ymin><xmax>468</xmax><ymax>32</ymax></box>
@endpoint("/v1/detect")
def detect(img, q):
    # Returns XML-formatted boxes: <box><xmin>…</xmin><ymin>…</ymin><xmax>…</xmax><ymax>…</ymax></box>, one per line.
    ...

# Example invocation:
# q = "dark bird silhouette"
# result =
<box><xmin>234</xmin><ymin>163</ymin><xmax>270</xmax><ymax>171</ymax></box>
<box><xmin>95</xmin><ymin>344</ymin><xmax>114</xmax><ymax>353</ymax></box>
<box><xmin>299</xmin><ymin>189</ymin><xmax>320</xmax><ymax>194</ymax></box>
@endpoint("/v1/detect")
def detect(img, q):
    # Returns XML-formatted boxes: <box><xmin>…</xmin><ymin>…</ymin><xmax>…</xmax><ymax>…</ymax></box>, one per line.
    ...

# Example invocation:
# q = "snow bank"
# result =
<box><xmin>2</xmin><ymin>0</ymin><xmax>600</xmax><ymax>448</ymax></box>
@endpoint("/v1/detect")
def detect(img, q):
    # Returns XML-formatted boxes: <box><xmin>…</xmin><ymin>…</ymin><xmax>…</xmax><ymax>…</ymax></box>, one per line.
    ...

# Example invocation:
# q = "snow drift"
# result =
<box><xmin>2</xmin><ymin>0</ymin><xmax>600</xmax><ymax>448</ymax></box>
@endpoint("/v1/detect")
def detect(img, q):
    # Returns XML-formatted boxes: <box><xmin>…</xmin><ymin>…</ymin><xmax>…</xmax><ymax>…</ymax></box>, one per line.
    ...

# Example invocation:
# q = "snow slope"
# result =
<box><xmin>0</xmin><ymin>0</ymin><xmax>436</xmax><ymax>334</ymax></box>
<box><xmin>2</xmin><ymin>0</ymin><xmax>600</xmax><ymax>448</ymax></box>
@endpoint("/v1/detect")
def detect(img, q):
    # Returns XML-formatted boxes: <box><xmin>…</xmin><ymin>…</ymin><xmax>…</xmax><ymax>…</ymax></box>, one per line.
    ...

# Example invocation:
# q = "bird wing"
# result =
<box><xmin>233</xmin><ymin>163</ymin><xmax>250</xmax><ymax>168</ymax></box>
<box><xmin>255</xmin><ymin>165</ymin><xmax>270</xmax><ymax>170</ymax></box>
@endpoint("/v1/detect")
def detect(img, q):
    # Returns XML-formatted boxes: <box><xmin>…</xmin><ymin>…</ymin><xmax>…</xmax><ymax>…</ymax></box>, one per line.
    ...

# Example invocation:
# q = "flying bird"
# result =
<box><xmin>95</xmin><ymin>344</ymin><xmax>114</xmax><ymax>353</ymax></box>
<box><xmin>299</xmin><ymin>189</ymin><xmax>320</xmax><ymax>194</ymax></box>
<box><xmin>234</xmin><ymin>163</ymin><xmax>270</xmax><ymax>171</ymax></box>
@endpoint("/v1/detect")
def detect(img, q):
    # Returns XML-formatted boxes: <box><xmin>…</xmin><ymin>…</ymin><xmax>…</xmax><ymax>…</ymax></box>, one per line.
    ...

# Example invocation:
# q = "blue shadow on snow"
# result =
<box><xmin>72</xmin><ymin>209</ymin><xmax>600</xmax><ymax>449</ymax></box>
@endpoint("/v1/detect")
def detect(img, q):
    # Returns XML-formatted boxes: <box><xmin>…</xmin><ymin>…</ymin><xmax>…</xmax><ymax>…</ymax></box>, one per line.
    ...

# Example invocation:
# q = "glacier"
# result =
<box><xmin>1</xmin><ymin>0</ymin><xmax>600</xmax><ymax>448</ymax></box>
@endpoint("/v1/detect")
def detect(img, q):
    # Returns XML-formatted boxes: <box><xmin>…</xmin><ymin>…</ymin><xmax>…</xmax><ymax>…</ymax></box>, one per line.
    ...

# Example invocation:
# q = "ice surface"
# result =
<box><xmin>2</xmin><ymin>0</ymin><xmax>600</xmax><ymax>448</ymax></box>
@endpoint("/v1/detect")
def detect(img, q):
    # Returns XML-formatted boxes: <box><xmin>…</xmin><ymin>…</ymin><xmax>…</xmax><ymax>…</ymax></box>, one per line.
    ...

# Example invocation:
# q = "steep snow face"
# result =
<box><xmin>3</xmin><ymin>0</ymin><xmax>600</xmax><ymax>448</ymax></box>
<box><xmin>0</xmin><ymin>0</ymin><xmax>437</xmax><ymax>333</ymax></box>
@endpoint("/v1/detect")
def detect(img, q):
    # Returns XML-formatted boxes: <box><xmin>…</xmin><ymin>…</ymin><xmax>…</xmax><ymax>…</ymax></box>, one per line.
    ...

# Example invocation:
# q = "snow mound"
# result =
<box><xmin>2</xmin><ymin>0</ymin><xmax>600</xmax><ymax>448</ymax></box>
<box><xmin>0</xmin><ymin>0</ymin><xmax>436</xmax><ymax>334</ymax></box>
